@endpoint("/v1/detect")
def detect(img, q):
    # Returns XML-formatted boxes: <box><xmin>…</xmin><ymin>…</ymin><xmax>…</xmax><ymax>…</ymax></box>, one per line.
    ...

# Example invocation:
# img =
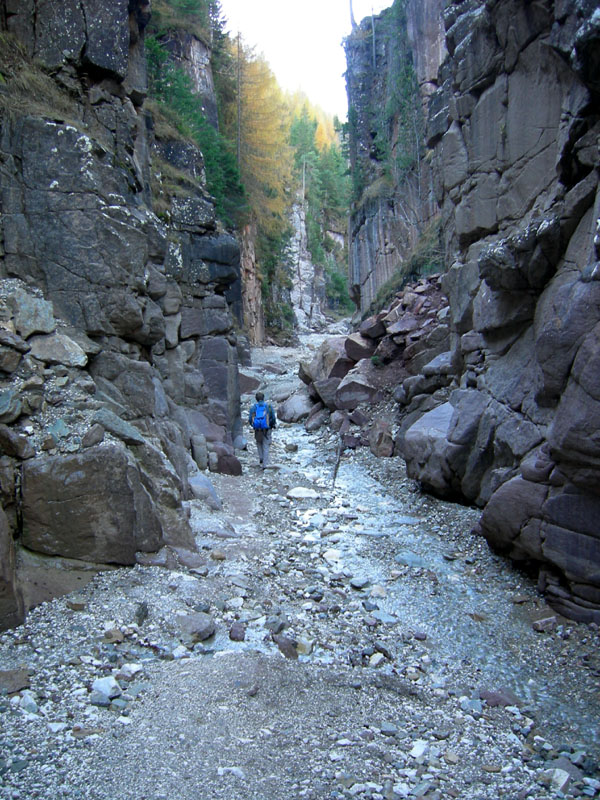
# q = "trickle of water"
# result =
<box><xmin>277</xmin><ymin>407</ymin><xmax>597</xmax><ymax>748</ymax></box>
<box><xmin>250</xmin><ymin>337</ymin><xmax>600</xmax><ymax>753</ymax></box>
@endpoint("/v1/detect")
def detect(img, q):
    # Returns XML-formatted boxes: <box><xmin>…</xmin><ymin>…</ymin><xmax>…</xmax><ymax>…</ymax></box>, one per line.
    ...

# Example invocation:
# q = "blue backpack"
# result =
<box><xmin>253</xmin><ymin>402</ymin><xmax>269</xmax><ymax>430</ymax></box>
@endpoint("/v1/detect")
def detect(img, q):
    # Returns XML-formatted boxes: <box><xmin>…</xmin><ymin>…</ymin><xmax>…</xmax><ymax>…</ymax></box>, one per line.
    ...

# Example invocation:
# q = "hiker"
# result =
<box><xmin>248</xmin><ymin>391</ymin><xmax>276</xmax><ymax>470</ymax></box>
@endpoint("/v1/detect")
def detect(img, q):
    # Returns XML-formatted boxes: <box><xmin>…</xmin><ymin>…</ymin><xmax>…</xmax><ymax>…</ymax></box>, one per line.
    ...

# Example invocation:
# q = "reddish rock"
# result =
<box><xmin>335</xmin><ymin>373</ymin><xmax>379</xmax><ymax>410</ymax></box>
<box><xmin>345</xmin><ymin>333</ymin><xmax>377</xmax><ymax>362</ymax></box>
<box><xmin>0</xmin><ymin>424</ymin><xmax>35</xmax><ymax>459</ymax></box>
<box><xmin>369</xmin><ymin>420</ymin><xmax>395</xmax><ymax>457</ymax></box>
<box><xmin>374</xmin><ymin>338</ymin><xmax>403</xmax><ymax>364</ymax></box>
<box><xmin>0</xmin><ymin>507</ymin><xmax>23</xmax><ymax>630</ymax></box>
<box><xmin>272</xmin><ymin>633</ymin><xmax>298</xmax><ymax>659</ymax></box>
<box><xmin>216</xmin><ymin>454</ymin><xmax>242</xmax><ymax>476</ymax></box>
<box><xmin>238</xmin><ymin>371</ymin><xmax>261</xmax><ymax>395</ymax></box>
<box><xmin>313</xmin><ymin>377</ymin><xmax>341</xmax><ymax>409</ymax></box>
<box><xmin>306</xmin><ymin>337</ymin><xmax>354</xmax><ymax>382</ymax></box>
<box><xmin>359</xmin><ymin>314</ymin><xmax>386</xmax><ymax>340</ymax></box>
<box><xmin>229</xmin><ymin>622</ymin><xmax>246</xmax><ymax>642</ymax></box>
<box><xmin>298</xmin><ymin>361</ymin><xmax>313</xmax><ymax>385</ymax></box>
<box><xmin>178</xmin><ymin>612</ymin><xmax>216</xmax><ymax>644</ymax></box>
<box><xmin>0</xmin><ymin>668</ymin><xmax>30</xmax><ymax>694</ymax></box>
<box><xmin>349</xmin><ymin>409</ymin><xmax>369</xmax><ymax>427</ymax></box>
<box><xmin>386</xmin><ymin>316</ymin><xmax>419</xmax><ymax>336</ymax></box>
<box><xmin>305</xmin><ymin>408</ymin><xmax>330</xmax><ymax>432</ymax></box>
<box><xmin>21</xmin><ymin>445</ymin><xmax>165</xmax><ymax>565</ymax></box>
<box><xmin>330</xmin><ymin>410</ymin><xmax>349</xmax><ymax>431</ymax></box>
<box><xmin>479</xmin><ymin>687</ymin><xmax>522</xmax><ymax>707</ymax></box>
<box><xmin>342</xmin><ymin>434</ymin><xmax>361</xmax><ymax>449</ymax></box>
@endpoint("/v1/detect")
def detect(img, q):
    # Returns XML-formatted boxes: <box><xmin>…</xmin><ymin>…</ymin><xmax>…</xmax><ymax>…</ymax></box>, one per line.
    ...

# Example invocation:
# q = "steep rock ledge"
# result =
<box><xmin>347</xmin><ymin>0</ymin><xmax>600</xmax><ymax>621</ymax></box>
<box><xmin>0</xmin><ymin>0</ymin><xmax>243</xmax><ymax>629</ymax></box>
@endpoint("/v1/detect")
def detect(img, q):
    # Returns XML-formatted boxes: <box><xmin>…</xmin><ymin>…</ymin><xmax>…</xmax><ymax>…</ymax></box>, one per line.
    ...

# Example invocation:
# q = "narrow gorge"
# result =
<box><xmin>0</xmin><ymin>1</ymin><xmax>599</xmax><ymax>798</ymax></box>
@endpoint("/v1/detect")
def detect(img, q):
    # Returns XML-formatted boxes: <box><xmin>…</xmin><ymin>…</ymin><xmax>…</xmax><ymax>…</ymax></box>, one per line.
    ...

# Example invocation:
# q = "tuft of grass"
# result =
<box><xmin>0</xmin><ymin>33</ymin><xmax>81</xmax><ymax>123</ymax></box>
<box><xmin>358</xmin><ymin>175</ymin><xmax>394</xmax><ymax>206</ymax></box>
<box><xmin>146</xmin><ymin>99</ymin><xmax>189</xmax><ymax>142</ymax></box>
<box><xmin>150</xmin><ymin>153</ymin><xmax>204</xmax><ymax>216</ymax></box>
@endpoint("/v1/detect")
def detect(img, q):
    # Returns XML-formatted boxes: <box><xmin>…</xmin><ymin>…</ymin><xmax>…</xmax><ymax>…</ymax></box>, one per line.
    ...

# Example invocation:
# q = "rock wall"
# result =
<box><xmin>0</xmin><ymin>0</ymin><xmax>243</xmax><ymax>629</ymax></box>
<box><xmin>240</xmin><ymin>223</ymin><xmax>265</xmax><ymax>346</ymax></box>
<box><xmin>350</xmin><ymin>0</ymin><xmax>600</xmax><ymax>621</ymax></box>
<box><xmin>289</xmin><ymin>201</ymin><xmax>328</xmax><ymax>332</ymax></box>
<box><xmin>161</xmin><ymin>29</ymin><xmax>218</xmax><ymax>128</ymax></box>
<box><xmin>345</xmin><ymin>1</ymin><xmax>444</xmax><ymax>313</ymax></box>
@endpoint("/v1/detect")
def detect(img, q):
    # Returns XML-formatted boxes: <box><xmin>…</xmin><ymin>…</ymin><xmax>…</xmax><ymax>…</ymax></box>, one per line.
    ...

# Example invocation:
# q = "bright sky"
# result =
<box><xmin>218</xmin><ymin>0</ymin><xmax>393</xmax><ymax>120</ymax></box>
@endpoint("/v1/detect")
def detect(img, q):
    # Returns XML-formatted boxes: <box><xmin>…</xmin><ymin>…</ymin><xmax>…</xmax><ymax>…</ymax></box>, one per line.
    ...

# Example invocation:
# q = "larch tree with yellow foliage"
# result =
<box><xmin>225</xmin><ymin>41</ymin><xmax>293</xmax><ymax>236</ymax></box>
<box><xmin>218</xmin><ymin>39</ymin><xmax>297</xmax><ymax>333</ymax></box>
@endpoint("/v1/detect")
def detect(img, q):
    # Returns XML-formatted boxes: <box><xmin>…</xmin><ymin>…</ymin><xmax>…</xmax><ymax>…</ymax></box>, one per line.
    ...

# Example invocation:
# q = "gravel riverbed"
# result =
<box><xmin>1</xmin><ymin>340</ymin><xmax>599</xmax><ymax>800</ymax></box>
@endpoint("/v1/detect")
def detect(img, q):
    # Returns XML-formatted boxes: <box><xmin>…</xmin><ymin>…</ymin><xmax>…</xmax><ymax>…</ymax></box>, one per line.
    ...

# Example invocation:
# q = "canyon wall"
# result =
<box><xmin>347</xmin><ymin>0</ymin><xmax>600</xmax><ymax>621</ymax></box>
<box><xmin>289</xmin><ymin>200</ymin><xmax>328</xmax><ymax>332</ymax></box>
<box><xmin>345</xmin><ymin>0</ymin><xmax>444</xmax><ymax>313</ymax></box>
<box><xmin>0</xmin><ymin>0</ymin><xmax>243</xmax><ymax>629</ymax></box>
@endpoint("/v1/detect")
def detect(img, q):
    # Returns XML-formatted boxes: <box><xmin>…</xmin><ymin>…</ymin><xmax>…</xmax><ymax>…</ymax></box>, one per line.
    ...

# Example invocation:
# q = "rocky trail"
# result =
<box><xmin>1</xmin><ymin>336</ymin><xmax>599</xmax><ymax>800</ymax></box>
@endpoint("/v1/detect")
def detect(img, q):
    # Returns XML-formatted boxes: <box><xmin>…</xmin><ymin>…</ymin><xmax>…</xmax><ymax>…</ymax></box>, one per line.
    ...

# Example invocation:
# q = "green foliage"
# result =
<box><xmin>289</xmin><ymin>108</ymin><xmax>318</xmax><ymax>170</ymax></box>
<box><xmin>146</xmin><ymin>1</ymin><xmax>353</xmax><ymax>332</ymax></box>
<box><xmin>348</xmin><ymin>0</ymin><xmax>424</xmax><ymax>205</ymax></box>
<box><xmin>145</xmin><ymin>33</ymin><xmax>245</xmax><ymax>226</ymax></box>
<box><xmin>257</xmin><ymin>226</ymin><xmax>296</xmax><ymax>332</ymax></box>
<box><xmin>209</xmin><ymin>2</ymin><xmax>236</xmax><ymax>128</ymax></box>
<box><xmin>171</xmin><ymin>0</ymin><xmax>204</xmax><ymax>14</ymax></box>
<box><xmin>151</xmin><ymin>0</ymin><xmax>211</xmax><ymax>39</ymax></box>
<box><xmin>325</xmin><ymin>259</ymin><xmax>354</xmax><ymax>313</ymax></box>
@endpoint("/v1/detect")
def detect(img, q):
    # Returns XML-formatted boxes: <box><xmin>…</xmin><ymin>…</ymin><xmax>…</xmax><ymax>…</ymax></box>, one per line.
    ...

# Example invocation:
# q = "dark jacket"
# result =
<box><xmin>248</xmin><ymin>401</ymin><xmax>276</xmax><ymax>429</ymax></box>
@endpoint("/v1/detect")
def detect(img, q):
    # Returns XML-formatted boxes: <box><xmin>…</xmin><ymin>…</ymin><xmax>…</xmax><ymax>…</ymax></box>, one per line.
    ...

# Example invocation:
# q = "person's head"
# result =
<box><xmin>255</xmin><ymin>391</ymin><xmax>264</xmax><ymax>402</ymax></box>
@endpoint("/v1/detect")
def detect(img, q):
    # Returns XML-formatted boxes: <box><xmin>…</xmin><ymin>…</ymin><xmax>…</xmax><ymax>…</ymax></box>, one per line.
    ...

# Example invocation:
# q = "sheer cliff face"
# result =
<box><xmin>347</xmin><ymin>0</ymin><xmax>600</xmax><ymax>622</ymax></box>
<box><xmin>0</xmin><ymin>0</ymin><xmax>242</xmax><ymax>628</ymax></box>
<box><xmin>345</xmin><ymin>1</ymin><xmax>444</xmax><ymax>313</ymax></box>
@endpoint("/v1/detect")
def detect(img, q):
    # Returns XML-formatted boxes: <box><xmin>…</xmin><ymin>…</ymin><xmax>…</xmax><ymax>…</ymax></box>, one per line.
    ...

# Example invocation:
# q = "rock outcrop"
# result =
<box><xmin>346</xmin><ymin>0</ymin><xmax>600</xmax><ymax>622</ymax></box>
<box><xmin>296</xmin><ymin>274</ymin><xmax>449</xmax><ymax>451</ymax></box>
<box><xmin>0</xmin><ymin>0</ymin><xmax>243</xmax><ymax>628</ymax></box>
<box><xmin>289</xmin><ymin>201</ymin><xmax>328</xmax><ymax>332</ymax></box>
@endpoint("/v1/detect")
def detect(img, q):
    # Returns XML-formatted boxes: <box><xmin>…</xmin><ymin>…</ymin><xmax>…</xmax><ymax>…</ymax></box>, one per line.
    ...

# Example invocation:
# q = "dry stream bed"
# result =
<box><xmin>0</xmin><ymin>339</ymin><xmax>599</xmax><ymax>800</ymax></box>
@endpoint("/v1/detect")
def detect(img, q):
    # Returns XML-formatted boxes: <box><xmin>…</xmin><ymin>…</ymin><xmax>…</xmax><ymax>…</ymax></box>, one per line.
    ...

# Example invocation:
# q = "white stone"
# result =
<box><xmin>19</xmin><ymin>691</ymin><xmax>39</xmax><ymax>714</ymax></box>
<box><xmin>410</xmin><ymin>740</ymin><xmax>429</xmax><ymax>759</ymax></box>
<box><xmin>218</xmin><ymin>766</ymin><xmax>246</xmax><ymax>779</ymax></box>
<box><xmin>116</xmin><ymin>663</ymin><xmax>143</xmax><ymax>681</ymax></box>
<box><xmin>287</xmin><ymin>486</ymin><xmax>320</xmax><ymax>500</ymax></box>
<box><xmin>91</xmin><ymin>676</ymin><xmax>121</xmax><ymax>700</ymax></box>
<box><xmin>322</xmin><ymin>548</ymin><xmax>341</xmax><ymax>564</ymax></box>
<box><xmin>48</xmin><ymin>722</ymin><xmax>69</xmax><ymax>733</ymax></box>
<box><xmin>370</xmin><ymin>584</ymin><xmax>387</xmax><ymax>598</ymax></box>
<box><xmin>542</xmin><ymin>768</ymin><xmax>571</xmax><ymax>793</ymax></box>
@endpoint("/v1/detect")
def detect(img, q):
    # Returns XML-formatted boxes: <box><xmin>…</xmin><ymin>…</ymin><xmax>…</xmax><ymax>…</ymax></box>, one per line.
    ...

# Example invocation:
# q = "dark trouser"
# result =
<box><xmin>254</xmin><ymin>429</ymin><xmax>271</xmax><ymax>467</ymax></box>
